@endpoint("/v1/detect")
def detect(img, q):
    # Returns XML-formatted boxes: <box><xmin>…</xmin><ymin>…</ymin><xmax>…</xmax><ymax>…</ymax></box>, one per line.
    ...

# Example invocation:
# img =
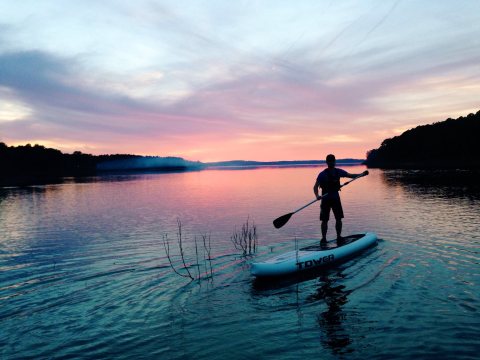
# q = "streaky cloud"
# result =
<box><xmin>1</xmin><ymin>0</ymin><xmax>479</xmax><ymax>160</ymax></box>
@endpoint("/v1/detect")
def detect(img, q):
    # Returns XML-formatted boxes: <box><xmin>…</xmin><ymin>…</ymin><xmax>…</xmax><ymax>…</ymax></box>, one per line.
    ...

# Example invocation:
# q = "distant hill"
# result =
<box><xmin>364</xmin><ymin>111</ymin><xmax>480</xmax><ymax>168</ymax></box>
<box><xmin>206</xmin><ymin>159</ymin><xmax>363</xmax><ymax>167</ymax></box>
<box><xmin>96</xmin><ymin>155</ymin><xmax>203</xmax><ymax>171</ymax></box>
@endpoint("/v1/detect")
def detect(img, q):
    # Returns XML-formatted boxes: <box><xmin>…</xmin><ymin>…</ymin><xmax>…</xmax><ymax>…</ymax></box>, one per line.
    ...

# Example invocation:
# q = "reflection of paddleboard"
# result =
<box><xmin>251</xmin><ymin>233</ymin><xmax>377</xmax><ymax>277</ymax></box>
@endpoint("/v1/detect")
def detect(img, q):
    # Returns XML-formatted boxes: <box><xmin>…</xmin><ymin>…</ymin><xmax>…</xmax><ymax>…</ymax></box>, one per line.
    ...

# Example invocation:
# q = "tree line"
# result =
<box><xmin>0</xmin><ymin>142</ymin><xmax>143</xmax><ymax>176</ymax></box>
<box><xmin>0</xmin><ymin>143</ymin><xmax>172</xmax><ymax>188</ymax></box>
<box><xmin>364</xmin><ymin>111</ymin><xmax>480</xmax><ymax>168</ymax></box>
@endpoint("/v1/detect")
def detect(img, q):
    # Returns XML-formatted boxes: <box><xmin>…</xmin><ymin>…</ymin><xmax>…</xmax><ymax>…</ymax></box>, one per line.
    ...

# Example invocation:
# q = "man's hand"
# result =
<box><xmin>316</xmin><ymin>194</ymin><xmax>322</xmax><ymax>200</ymax></box>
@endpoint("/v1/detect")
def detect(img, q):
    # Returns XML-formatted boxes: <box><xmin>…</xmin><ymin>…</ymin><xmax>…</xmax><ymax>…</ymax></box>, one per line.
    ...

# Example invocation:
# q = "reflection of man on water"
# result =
<box><xmin>315</xmin><ymin>273</ymin><xmax>352</xmax><ymax>353</ymax></box>
<box><xmin>314</xmin><ymin>154</ymin><xmax>367</xmax><ymax>244</ymax></box>
<box><xmin>306</xmin><ymin>271</ymin><xmax>352</xmax><ymax>354</ymax></box>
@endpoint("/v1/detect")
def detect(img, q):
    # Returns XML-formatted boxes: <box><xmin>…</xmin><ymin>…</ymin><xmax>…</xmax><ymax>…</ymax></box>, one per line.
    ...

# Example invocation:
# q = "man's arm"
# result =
<box><xmin>343</xmin><ymin>170</ymin><xmax>369</xmax><ymax>178</ymax></box>
<box><xmin>313</xmin><ymin>178</ymin><xmax>321</xmax><ymax>200</ymax></box>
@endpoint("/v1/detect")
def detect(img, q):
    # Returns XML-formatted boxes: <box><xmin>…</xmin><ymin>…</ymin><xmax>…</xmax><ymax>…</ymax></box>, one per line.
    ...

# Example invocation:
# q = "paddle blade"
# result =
<box><xmin>273</xmin><ymin>212</ymin><xmax>294</xmax><ymax>229</ymax></box>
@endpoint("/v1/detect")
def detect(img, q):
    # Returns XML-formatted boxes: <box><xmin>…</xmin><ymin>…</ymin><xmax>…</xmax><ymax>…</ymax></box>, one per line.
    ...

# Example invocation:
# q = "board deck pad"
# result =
<box><xmin>300</xmin><ymin>234</ymin><xmax>364</xmax><ymax>251</ymax></box>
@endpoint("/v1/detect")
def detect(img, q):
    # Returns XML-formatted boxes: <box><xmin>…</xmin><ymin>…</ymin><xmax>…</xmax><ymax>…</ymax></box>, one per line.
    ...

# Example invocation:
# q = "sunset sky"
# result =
<box><xmin>0</xmin><ymin>1</ymin><xmax>479</xmax><ymax>161</ymax></box>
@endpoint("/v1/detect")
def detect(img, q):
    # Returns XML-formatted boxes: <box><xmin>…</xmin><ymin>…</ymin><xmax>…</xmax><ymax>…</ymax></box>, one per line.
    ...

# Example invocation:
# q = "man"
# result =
<box><xmin>313</xmin><ymin>154</ymin><xmax>368</xmax><ymax>244</ymax></box>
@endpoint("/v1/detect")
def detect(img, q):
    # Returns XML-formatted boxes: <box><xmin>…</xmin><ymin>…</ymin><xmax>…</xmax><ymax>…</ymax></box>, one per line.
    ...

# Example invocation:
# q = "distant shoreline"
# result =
<box><xmin>205</xmin><ymin>160</ymin><xmax>364</xmax><ymax>170</ymax></box>
<box><xmin>205</xmin><ymin>159</ymin><xmax>363</xmax><ymax>167</ymax></box>
<box><xmin>0</xmin><ymin>159</ymin><xmax>365</xmax><ymax>187</ymax></box>
<box><xmin>1</xmin><ymin>142</ymin><xmax>366</xmax><ymax>186</ymax></box>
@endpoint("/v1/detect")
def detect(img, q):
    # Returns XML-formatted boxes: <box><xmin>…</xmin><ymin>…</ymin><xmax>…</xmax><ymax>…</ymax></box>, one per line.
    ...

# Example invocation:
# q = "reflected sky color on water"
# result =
<box><xmin>1</xmin><ymin>166</ymin><xmax>479</xmax><ymax>359</ymax></box>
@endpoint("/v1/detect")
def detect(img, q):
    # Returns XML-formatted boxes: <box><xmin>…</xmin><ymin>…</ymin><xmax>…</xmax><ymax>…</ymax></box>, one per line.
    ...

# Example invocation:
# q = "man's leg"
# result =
<box><xmin>321</xmin><ymin>220</ymin><xmax>328</xmax><ymax>242</ymax></box>
<box><xmin>335</xmin><ymin>219</ymin><xmax>342</xmax><ymax>240</ymax></box>
<box><xmin>320</xmin><ymin>199</ymin><xmax>330</xmax><ymax>243</ymax></box>
<box><xmin>332</xmin><ymin>198</ymin><xmax>344</xmax><ymax>242</ymax></box>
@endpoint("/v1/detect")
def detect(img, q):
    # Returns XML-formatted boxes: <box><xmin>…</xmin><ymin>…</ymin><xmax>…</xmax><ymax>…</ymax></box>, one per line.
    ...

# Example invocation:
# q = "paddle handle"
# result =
<box><xmin>340</xmin><ymin>173</ymin><xmax>365</xmax><ymax>188</ymax></box>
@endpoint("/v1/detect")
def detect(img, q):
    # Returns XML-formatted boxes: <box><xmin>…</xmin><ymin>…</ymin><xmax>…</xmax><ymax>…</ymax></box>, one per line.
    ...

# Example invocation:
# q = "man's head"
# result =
<box><xmin>326</xmin><ymin>154</ymin><xmax>336</xmax><ymax>168</ymax></box>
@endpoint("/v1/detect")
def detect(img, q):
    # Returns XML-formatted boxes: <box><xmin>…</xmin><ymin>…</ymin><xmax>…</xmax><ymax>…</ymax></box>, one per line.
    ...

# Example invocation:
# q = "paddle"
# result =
<box><xmin>273</xmin><ymin>171</ymin><xmax>368</xmax><ymax>229</ymax></box>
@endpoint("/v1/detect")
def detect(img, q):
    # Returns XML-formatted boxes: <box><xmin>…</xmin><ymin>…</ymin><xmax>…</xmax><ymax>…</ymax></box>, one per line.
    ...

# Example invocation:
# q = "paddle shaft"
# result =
<box><xmin>292</xmin><ymin>198</ymin><xmax>320</xmax><ymax>214</ymax></box>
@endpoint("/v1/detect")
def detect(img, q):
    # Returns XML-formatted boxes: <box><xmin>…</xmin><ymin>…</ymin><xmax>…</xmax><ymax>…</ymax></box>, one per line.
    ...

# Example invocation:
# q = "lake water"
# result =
<box><xmin>1</xmin><ymin>165</ymin><xmax>479</xmax><ymax>359</ymax></box>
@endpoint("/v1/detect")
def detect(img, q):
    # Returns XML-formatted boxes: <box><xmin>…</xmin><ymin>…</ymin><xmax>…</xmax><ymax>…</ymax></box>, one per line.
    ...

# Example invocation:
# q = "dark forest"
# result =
<box><xmin>365</xmin><ymin>111</ymin><xmax>480</xmax><ymax>168</ymax></box>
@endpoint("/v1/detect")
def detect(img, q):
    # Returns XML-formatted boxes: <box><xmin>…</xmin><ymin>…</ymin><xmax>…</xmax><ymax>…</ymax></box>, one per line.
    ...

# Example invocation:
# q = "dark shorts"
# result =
<box><xmin>320</xmin><ymin>196</ymin><xmax>344</xmax><ymax>221</ymax></box>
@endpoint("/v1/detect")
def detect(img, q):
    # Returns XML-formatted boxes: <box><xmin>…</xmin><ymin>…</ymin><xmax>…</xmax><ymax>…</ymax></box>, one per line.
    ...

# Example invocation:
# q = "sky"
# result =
<box><xmin>0</xmin><ymin>0</ymin><xmax>479</xmax><ymax>161</ymax></box>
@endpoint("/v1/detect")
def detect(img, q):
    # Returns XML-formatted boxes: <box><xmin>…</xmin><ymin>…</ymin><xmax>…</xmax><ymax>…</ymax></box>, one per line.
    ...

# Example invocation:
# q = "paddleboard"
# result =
<box><xmin>251</xmin><ymin>232</ymin><xmax>377</xmax><ymax>277</ymax></box>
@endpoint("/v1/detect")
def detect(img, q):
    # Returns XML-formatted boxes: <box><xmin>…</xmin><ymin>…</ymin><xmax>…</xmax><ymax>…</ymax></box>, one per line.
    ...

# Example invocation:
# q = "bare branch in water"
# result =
<box><xmin>162</xmin><ymin>234</ymin><xmax>192</xmax><ymax>279</ymax></box>
<box><xmin>177</xmin><ymin>219</ymin><xmax>193</xmax><ymax>280</ymax></box>
<box><xmin>194</xmin><ymin>235</ymin><xmax>201</xmax><ymax>280</ymax></box>
<box><xmin>202</xmin><ymin>233</ymin><xmax>213</xmax><ymax>278</ymax></box>
<box><xmin>231</xmin><ymin>217</ymin><xmax>258</xmax><ymax>256</ymax></box>
<box><xmin>162</xmin><ymin>220</ymin><xmax>214</xmax><ymax>281</ymax></box>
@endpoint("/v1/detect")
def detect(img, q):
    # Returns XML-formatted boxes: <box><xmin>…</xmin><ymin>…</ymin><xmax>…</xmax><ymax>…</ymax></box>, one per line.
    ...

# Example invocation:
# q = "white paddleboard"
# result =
<box><xmin>251</xmin><ymin>232</ymin><xmax>377</xmax><ymax>277</ymax></box>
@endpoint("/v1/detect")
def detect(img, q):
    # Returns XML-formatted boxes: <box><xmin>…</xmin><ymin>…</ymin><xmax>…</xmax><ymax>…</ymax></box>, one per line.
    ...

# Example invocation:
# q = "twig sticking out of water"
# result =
<box><xmin>177</xmin><ymin>219</ymin><xmax>194</xmax><ymax>280</ymax></box>
<box><xmin>194</xmin><ymin>235</ymin><xmax>201</xmax><ymax>279</ymax></box>
<box><xmin>202</xmin><ymin>233</ymin><xmax>213</xmax><ymax>278</ymax></box>
<box><xmin>231</xmin><ymin>218</ymin><xmax>258</xmax><ymax>256</ymax></box>
<box><xmin>162</xmin><ymin>219</ymin><xmax>214</xmax><ymax>281</ymax></box>
<box><xmin>163</xmin><ymin>233</ymin><xmax>193</xmax><ymax>280</ymax></box>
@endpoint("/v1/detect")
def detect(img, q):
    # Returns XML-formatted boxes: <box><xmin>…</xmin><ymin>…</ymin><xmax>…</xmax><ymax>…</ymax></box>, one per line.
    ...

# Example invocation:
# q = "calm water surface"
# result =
<box><xmin>1</xmin><ymin>166</ymin><xmax>479</xmax><ymax>359</ymax></box>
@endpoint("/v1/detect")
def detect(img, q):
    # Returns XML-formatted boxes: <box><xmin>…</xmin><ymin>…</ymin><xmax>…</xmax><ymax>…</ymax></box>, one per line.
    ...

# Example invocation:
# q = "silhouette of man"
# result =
<box><xmin>313</xmin><ymin>154</ymin><xmax>368</xmax><ymax>244</ymax></box>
